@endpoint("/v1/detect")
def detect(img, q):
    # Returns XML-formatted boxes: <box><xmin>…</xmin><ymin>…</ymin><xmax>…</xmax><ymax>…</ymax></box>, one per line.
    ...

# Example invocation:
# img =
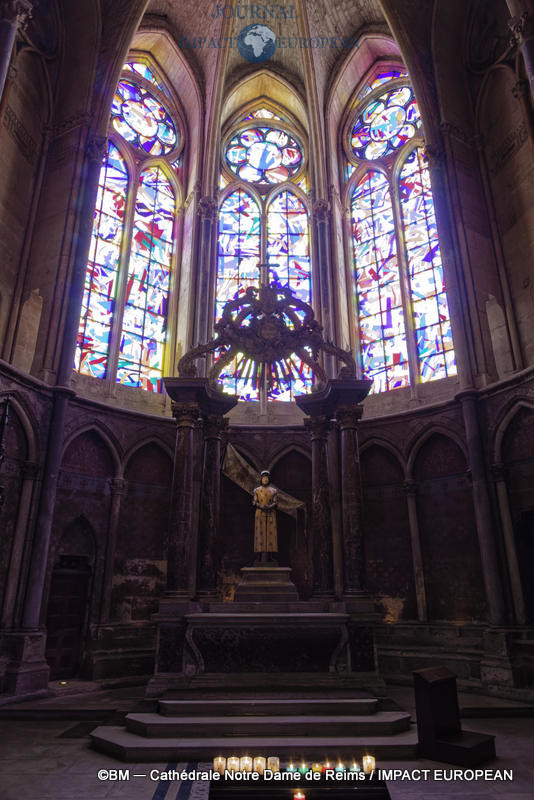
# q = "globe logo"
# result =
<box><xmin>237</xmin><ymin>24</ymin><xmax>277</xmax><ymax>63</ymax></box>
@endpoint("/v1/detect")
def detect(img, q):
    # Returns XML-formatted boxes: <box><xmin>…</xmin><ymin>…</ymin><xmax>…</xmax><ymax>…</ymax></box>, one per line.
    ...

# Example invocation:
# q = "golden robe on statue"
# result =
<box><xmin>253</xmin><ymin>483</ymin><xmax>278</xmax><ymax>553</ymax></box>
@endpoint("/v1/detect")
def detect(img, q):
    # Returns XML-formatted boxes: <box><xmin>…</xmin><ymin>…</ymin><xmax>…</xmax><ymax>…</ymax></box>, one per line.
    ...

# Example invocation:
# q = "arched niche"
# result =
<box><xmin>222</xmin><ymin>70</ymin><xmax>307</xmax><ymax>131</ymax></box>
<box><xmin>360</xmin><ymin>445</ymin><xmax>416</xmax><ymax>620</ymax></box>
<box><xmin>61</xmin><ymin>429</ymin><xmax>116</xmax><ymax>478</ymax></box>
<box><xmin>112</xmin><ymin>443</ymin><xmax>172</xmax><ymax>623</ymax></box>
<box><xmin>45</xmin><ymin>515</ymin><xmax>96</xmax><ymax>679</ymax></box>
<box><xmin>501</xmin><ymin>406</ymin><xmax>534</xmax><ymax>622</ymax></box>
<box><xmin>413</xmin><ymin>433</ymin><xmax>486</xmax><ymax>622</ymax></box>
<box><xmin>270</xmin><ymin>449</ymin><xmax>313</xmax><ymax>600</ymax></box>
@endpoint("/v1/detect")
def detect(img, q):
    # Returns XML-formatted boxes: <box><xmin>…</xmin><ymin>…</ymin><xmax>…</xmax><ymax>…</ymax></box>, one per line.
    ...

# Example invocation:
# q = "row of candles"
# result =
<box><xmin>213</xmin><ymin>755</ymin><xmax>376</xmax><ymax>775</ymax></box>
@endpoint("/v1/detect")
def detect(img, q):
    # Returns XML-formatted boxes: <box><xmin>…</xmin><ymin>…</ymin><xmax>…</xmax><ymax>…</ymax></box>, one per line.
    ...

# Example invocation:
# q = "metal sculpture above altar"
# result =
<box><xmin>177</xmin><ymin>263</ymin><xmax>357</xmax><ymax>393</ymax></box>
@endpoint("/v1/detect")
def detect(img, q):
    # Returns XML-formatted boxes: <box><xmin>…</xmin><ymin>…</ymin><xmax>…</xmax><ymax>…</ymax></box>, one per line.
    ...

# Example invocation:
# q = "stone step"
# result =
<box><xmin>159</xmin><ymin>697</ymin><xmax>378</xmax><ymax>717</ymax></box>
<box><xmin>125</xmin><ymin>711</ymin><xmax>410</xmax><ymax>738</ymax></box>
<box><xmin>90</xmin><ymin>725</ymin><xmax>418</xmax><ymax>761</ymax></box>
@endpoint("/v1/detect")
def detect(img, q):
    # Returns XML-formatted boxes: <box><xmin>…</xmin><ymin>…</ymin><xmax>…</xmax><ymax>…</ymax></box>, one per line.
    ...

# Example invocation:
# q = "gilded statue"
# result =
<box><xmin>253</xmin><ymin>470</ymin><xmax>278</xmax><ymax>563</ymax></box>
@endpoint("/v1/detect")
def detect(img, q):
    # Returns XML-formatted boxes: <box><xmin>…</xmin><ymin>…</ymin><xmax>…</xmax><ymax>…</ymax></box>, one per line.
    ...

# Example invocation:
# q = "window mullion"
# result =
<box><xmin>107</xmin><ymin>162</ymin><xmax>138</xmax><ymax>388</ymax></box>
<box><xmin>390</xmin><ymin>167</ymin><xmax>418</xmax><ymax>394</ymax></box>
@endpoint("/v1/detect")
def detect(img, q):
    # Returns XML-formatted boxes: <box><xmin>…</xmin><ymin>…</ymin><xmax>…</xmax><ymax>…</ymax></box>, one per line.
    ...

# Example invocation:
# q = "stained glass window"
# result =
<box><xmin>400</xmin><ymin>148</ymin><xmax>456</xmax><ymax>382</ymax></box>
<box><xmin>225</xmin><ymin>127</ymin><xmax>303</xmax><ymax>183</ymax></box>
<box><xmin>111</xmin><ymin>80</ymin><xmax>177</xmax><ymax>156</ymax></box>
<box><xmin>351</xmin><ymin>84</ymin><xmax>420</xmax><ymax>161</ymax></box>
<box><xmin>348</xmin><ymin>72</ymin><xmax>456</xmax><ymax>392</ymax></box>
<box><xmin>360</xmin><ymin>69</ymin><xmax>409</xmax><ymax>98</ymax></box>
<box><xmin>76</xmin><ymin>142</ymin><xmax>128</xmax><ymax>379</ymax></box>
<box><xmin>76</xmin><ymin>59</ymin><xmax>181</xmax><ymax>392</ymax></box>
<box><xmin>217</xmin><ymin>113</ymin><xmax>311</xmax><ymax>402</ymax></box>
<box><xmin>352</xmin><ymin>171</ymin><xmax>409</xmax><ymax>393</ymax></box>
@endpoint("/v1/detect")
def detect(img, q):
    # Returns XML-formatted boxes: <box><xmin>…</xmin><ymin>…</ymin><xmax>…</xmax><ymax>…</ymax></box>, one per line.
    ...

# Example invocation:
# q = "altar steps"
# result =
<box><xmin>125</xmin><ymin>711</ymin><xmax>410</xmax><ymax>738</ymax></box>
<box><xmin>159</xmin><ymin>697</ymin><xmax>378</xmax><ymax>716</ymax></box>
<box><xmin>90</xmin><ymin>693</ymin><xmax>416</xmax><ymax>761</ymax></box>
<box><xmin>90</xmin><ymin>727</ymin><xmax>418</xmax><ymax>761</ymax></box>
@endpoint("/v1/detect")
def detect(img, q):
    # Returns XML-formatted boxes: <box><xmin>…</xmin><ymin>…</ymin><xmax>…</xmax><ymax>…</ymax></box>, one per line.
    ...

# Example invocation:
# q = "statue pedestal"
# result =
<box><xmin>235</xmin><ymin>567</ymin><xmax>298</xmax><ymax>602</ymax></box>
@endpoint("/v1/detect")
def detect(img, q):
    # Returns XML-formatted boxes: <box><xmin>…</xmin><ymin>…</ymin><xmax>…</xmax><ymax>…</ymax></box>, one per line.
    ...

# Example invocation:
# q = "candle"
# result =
<box><xmin>362</xmin><ymin>755</ymin><xmax>375</xmax><ymax>774</ymax></box>
<box><xmin>335</xmin><ymin>762</ymin><xmax>346</xmax><ymax>772</ymax></box>
<box><xmin>322</xmin><ymin>761</ymin><xmax>332</xmax><ymax>774</ymax></box>
<box><xmin>350</xmin><ymin>762</ymin><xmax>361</xmax><ymax>772</ymax></box>
<box><xmin>267</xmin><ymin>757</ymin><xmax>280</xmax><ymax>773</ymax></box>
<box><xmin>311</xmin><ymin>763</ymin><xmax>322</xmax><ymax>773</ymax></box>
<box><xmin>298</xmin><ymin>762</ymin><xmax>308</xmax><ymax>774</ymax></box>
<box><xmin>227</xmin><ymin>756</ymin><xmax>240</xmax><ymax>772</ymax></box>
<box><xmin>254</xmin><ymin>756</ymin><xmax>266</xmax><ymax>774</ymax></box>
<box><xmin>294</xmin><ymin>792</ymin><xmax>306</xmax><ymax>800</ymax></box>
<box><xmin>240</xmin><ymin>755</ymin><xmax>253</xmax><ymax>772</ymax></box>
<box><xmin>286</xmin><ymin>762</ymin><xmax>297</xmax><ymax>773</ymax></box>
<box><xmin>213</xmin><ymin>756</ymin><xmax>226</xmax><ymax>774</ymax></box>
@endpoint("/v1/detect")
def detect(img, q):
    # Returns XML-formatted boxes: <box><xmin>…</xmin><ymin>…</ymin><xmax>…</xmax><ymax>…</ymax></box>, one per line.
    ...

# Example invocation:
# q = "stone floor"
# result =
<box><xmin>0</xmin><ymin>682</ymin><xmax>533</xmax><ymax>799</ymax></box>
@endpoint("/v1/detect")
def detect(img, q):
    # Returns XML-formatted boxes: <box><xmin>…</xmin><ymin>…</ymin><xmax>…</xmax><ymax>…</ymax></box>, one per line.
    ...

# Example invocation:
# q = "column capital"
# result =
<box><xmin>197</xmin><ymin>195</ymin><xmax>218</xmax><ymax>222</ymax></box>
<box><xmin>304</xmin><ymin>415</ymin><xmax>332</xmax><ymax>440</ymax></box>
<box><xmin>203</xmin><ymin>414</ymin><xmax>229</xmax><ymax>439</ymax></box>
<box><xmin>171</xmin><ymin>401</ymin><xmax>199</xmax><ymax>426</ymax></box>
<box><xmin>0</xmin><ymin>0</ymin><xmax>33</xmax><ymax>26</ymax></box>
<box><xmin>336</xmin><ymin>404</ymin><xmax>364</xmax><ymax>430</ymax></box>
<box><xmin>110</xmin><ymin>477</ymin><xmax>127</xmax><ymax>495</ymax></box>
<box><xmin>491</xmin><ymin>462</ymin><xmax>507</xmax><ymax>482</ymax></box>
<box><xmin>86</xmin><ymin>135</ymin><xmax>107</xmax><ymax>166</ymax></box>
<box><xmin>402</xmin><ymin>479</ymin><xmax>418</xmax><ymax>496</ymax></box>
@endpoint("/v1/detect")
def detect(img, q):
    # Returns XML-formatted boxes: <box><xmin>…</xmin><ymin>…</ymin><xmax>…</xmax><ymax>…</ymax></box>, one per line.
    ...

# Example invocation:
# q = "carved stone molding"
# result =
<box><xmin>512</xmin><ymin>78</ymin><xmax>530</xmax><ymax>99</ymax></box>
<box><xmin>304</xmin><ymin>415</ymin><xmax>332</xmax><ymax>440</ymax></box>
<box><xmin>439</xmin><ymin>120</ymin><xmax>474</xmax><ymax>146</ymax></box>
<box><xmin>171</xmin><ymin>401</ymin><xmax>199</xmax><ymax>427</ymax></box>
<box><xmin>0</xmin><ymin>0</ymin><xmax>33</xmax><ymax>27</ymax></box>
<box><xmin>52</xmin><ymin>111</ymin><xmax>94</xmax><ymax>141</ymax></box>
<box><xmin>312</xmin><ymin>199</ymin><xmax>330</xmax><ymax>225</ymax></box>
<box><xmin>509</xmin><ymin>11</ymin><xmax>534</xmax><ymax>45</ymax></box>
<box><xmin>336</xmin><ymin>405</ymin><xmax>364</xmax><ymax>430</ymax></box>
<box><xmin>197</xmin><ymin>195</ymin><xmax>218</xmax><ymax>222</ymax></box>
<box><xmin>86</xmin><ymin>135</ymin><xmax>107</xmax><ymax>166</ymax></box>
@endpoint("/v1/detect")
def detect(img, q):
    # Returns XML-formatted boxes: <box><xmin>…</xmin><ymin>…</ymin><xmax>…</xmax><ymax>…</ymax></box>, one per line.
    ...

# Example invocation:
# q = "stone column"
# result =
<box><xmin>167</xmin><ymin>402</ymin><xmax>199</xmax><ymax>596</ymax></box>
<box><xmin>304</xmin><ymin>415</ymin><xmax>333</xmax><ymax>594</ymax></box>
<box><xmin>100</xmin><ymin>477</ymin><xmax>126</xmax><ymax>623</ymax></box>
<box><xmin>312</xmin><ymin>199</ymin><xmax>335</xmax><ymax>375</ymax></box>
<box><xmin>198</xmin><ymin>415</ymin><xmax>228</xmax><ymax>596</ymax></box>
<box><xmin>0</xmin><ymin>0</ymin><xmax>32</xmax><ymax>101</ymax></box>
<box><xmin>402</xmin><ymin>479</ymin><xmax>428</xmax><ymax>623</ymax></box>
<box><xmin>195</xmin><ymin>197</ymin><xmax>218</xmax><ymax>355</ymax></box>
<box><xmin>1</xmin><ymin>461</ymin><xmax>38</xmax><ymax>629</ymax></box>
<box><xmin>336</xmin><ymin>405</ymin><xmax>366</xmax><ymax>594</ymax></box>
<box><xmin>508</xmin><ymin>0</ymin><xmax>534</xmax><ymax>97</ymax></box>
<box><xmin>460</xmin><ymin>393</ymin><xmax>506</xmax><ymax>625</ymax></box>
<box><xmin>491</xmin><ymin>463</ymin><xmax>526</xmax><ymax>625</ymax></box>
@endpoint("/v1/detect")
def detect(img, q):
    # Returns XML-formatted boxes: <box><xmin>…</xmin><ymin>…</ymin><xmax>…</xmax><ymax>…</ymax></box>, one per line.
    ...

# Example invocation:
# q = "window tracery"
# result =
<box><xmin>216</xmin><ymin>110</ymin><xmax>312</xmax><ymax>402</ymax></box>
<box><xmin>346</xmin><ymin>69</ymin><xmax>456</xmax><ymax>393</ymax></box>
<box><xmin>75</xmin><ymin>58</ymin><xmax>182</xmax><ymax>393</ymax></box>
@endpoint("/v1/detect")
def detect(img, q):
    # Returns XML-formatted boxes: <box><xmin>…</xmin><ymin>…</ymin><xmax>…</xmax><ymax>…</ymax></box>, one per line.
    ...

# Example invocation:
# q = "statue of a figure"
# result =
<box><xmin>253</xmin><ymin>470</ymin><xmax>278</xmax><ymax>563</ymax></box>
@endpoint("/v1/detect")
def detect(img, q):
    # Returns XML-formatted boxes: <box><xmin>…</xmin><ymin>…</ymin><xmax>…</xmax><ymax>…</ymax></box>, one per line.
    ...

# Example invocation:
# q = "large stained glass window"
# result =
<box><xmin>217</xmin><ymin>114</ymin><xmax>311</xmax><ymax>402</ymax></box>
<box><xmin>347</xmin><ymin>70</ymin><xmax>456</xmax><ymax>392</ymax></box>
<box><xmin>76</xmin><ymin>59</ymin><xmax>182</xmax><ymax>392</ymax></box>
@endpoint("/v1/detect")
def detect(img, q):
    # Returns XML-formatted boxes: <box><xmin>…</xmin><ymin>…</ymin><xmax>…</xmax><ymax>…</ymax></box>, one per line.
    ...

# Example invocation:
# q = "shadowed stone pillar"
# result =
<box><xmin>508</xmin><ymin>0</ymin><xmax>534</xmax><ymax>96</ymax></box>
<box><xmin>460</xmin><ymin>392</ymin><xmax>506</xmax><ymax>625</ymax></box>
<box><xmin>402</xmin><ymin>479</ymin><xmax>428</xmax><ymax>623</ymax></box>
<box><xmin>198</xmin><ymin>415</ymin><xmax>228</xmax><ymax>596</ymax></box>
<box><xmin>304</xmin><ymin>415</ymin><xmax>333</xmax><ymax>594</ymax></box>
<box><xmin>0</xmin><ymin>0</ymin><xmax>32</xmax><ymax>101</ymax></box>
<box><xmin>195</xmin><ymin>196</ymin><xmax>218</xmax><ymax>354</ymax></box>
<box><xmin>100</xmin><ymin>478</ymin><xmax>127</xmax><ymax>623</ymax></box>
<box><xmin>167</xmin><ymin>402</ymin><xmax>199</xmax><ymax>596</ymax></box>
<box><xmin>336</xmin><ymin>405</ymin><xmax>365</xmax><ymax>595</ymax></box>
<box><xmin>491</xmin><ymin>463</ymin><xmax>526</xmax><ymax>625</ymax></box>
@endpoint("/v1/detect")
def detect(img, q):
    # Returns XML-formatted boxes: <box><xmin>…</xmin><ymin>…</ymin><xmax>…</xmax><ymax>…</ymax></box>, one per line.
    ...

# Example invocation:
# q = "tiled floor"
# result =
<box><xmin>0</xmin><ymin>683</ymin><xmax>533</xmax><ymax>799</ymax></box>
